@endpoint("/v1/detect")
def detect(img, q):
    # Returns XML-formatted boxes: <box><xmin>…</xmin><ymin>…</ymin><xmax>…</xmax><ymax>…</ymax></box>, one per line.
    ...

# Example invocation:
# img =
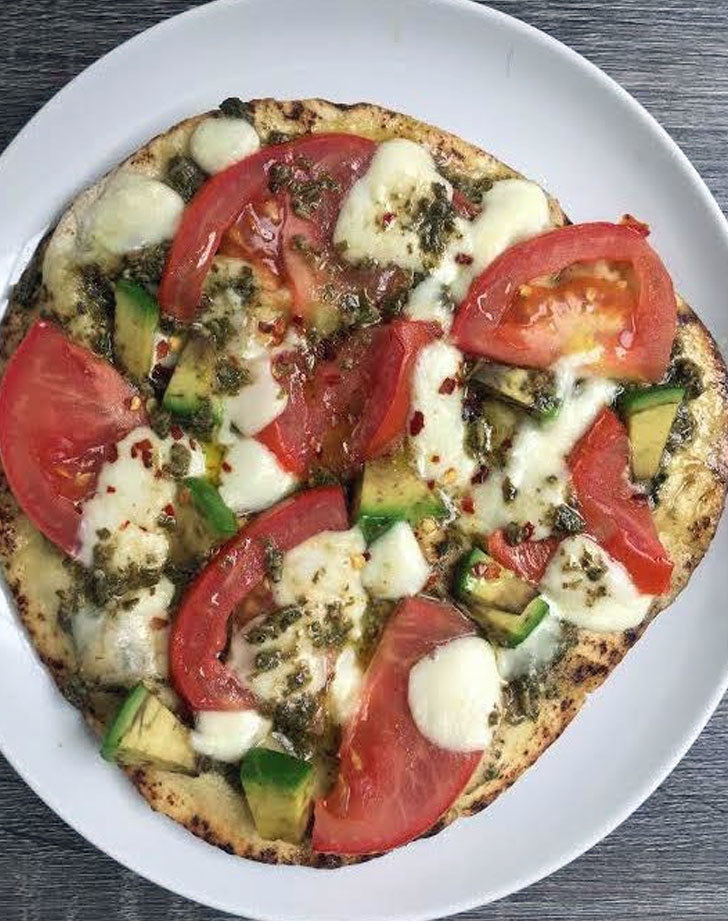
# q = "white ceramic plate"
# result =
<box><xmin>0</xmin><ymin>0</ymin><xmax>726</xmax><ymax>917</ymax></box>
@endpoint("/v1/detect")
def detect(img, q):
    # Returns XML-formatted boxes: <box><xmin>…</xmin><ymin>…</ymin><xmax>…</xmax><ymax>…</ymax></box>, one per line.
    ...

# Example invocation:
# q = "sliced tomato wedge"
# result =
<box><xmin>487</xmin><ymin>530</ymin><xmax>560</xmax><ymax>584</ymax></box>
<box><xmin>169</xmin><ymin>485</ymin><xmax>348</xmax><ymax>711</ymax></box>
<box><xmin>160</xmin><ymin>133</ymin><xmax>376</xmax><ymax>322</ymax></box>
<box><xmin>0</xmin><ymin>320</ymin><xmax>146</xmax><ymax>556</ymax></box>
<box><xmin>452</xmin><ymin>222</ymin><xmax>677</xmax><ymax>381</ymax></box>
<box><xmin>313</xmin><ymin>596</ymin><xmax>481</xmax><ymax>855</ymax></box>
<box><xmin>568</xmin><ymin>408</ymin><xmax>672</xmax><ymax>595</ymax></box>
<box><xmin>258</xmin><ymin>319</ymin><xmax>437</xmax><ymax>477</ymax></box>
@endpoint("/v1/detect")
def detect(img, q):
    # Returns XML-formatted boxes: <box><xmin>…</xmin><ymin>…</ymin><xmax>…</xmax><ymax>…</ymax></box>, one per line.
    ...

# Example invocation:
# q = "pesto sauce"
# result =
<box><xmin>213</xmin><ymin>356</ymin><xmax>251</xmax><ymax>395</ymax></box>
<box><xmin>414</xmin><ymin>182</ymin><xmax>456</xmax><ymax>257</ymax></box>
<box><xmin>121</xmin><ymin>242</ymin><xmax>170</xmax><ymax>288</ymax></box>
<box><xmin>166</xmin><ymin>155</ymin><xmax>207</xmax><ymax>203</ymax></box>
<box><xmin>75</xmin><ymin>264</ymin><xmax>115</xmax><ymax>359</ymax></box>
<box><xmin>218</xmin><ymin>97</ymin><xmax>254</xmax><ymax>121</ymax></box>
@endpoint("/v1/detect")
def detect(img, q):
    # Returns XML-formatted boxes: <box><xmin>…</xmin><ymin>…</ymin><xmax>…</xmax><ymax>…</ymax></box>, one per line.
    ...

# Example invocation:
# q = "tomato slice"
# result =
<box><xmin>568</xmin><ymin>408</ymin><xmax>672</xmax><ymax>595</ymax></box>
<box><xmin>313</xmin><ymin>596</ymin><xmax>481</xmax><ymax>855</ymax></box>
<box><xmin>452</xmin><ymin>222</ymin><xmax>676</xmax><ymax>381</ymax></box>
<box><xmin>487</xmin><ymin>530</ymin><xmax>560</xmax><ymax>584</ymax></box>
<box><xmin>160</xmin><ymin>134</ymin><xmax>376</xmax><ymax>322</ymax></box>
<box><xmin>258</xmin><ymin>320</ymin><xmax>437</xmax><ymax>477</ymax></box>
<box><xmin>0</xmin><ymin>320</ymin><xmax>146</xmax><ymax>556</ymax></box>
<box><xmin>169</xmin><ymin>485</ymin><xmax>348</xmax><ymax>711</ymax></box>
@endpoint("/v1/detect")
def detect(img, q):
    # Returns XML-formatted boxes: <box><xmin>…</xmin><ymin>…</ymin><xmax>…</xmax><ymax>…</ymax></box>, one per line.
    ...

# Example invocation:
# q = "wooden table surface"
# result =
<box><xmin>1</xmin><ymin>1</ymin><xmax>727</xmax><ymax>918</ymax></box>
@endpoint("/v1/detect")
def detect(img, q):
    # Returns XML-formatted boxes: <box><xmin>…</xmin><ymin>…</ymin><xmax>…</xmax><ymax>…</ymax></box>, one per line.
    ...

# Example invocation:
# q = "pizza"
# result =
<box><xmin>0</xmin><ymin>97</ymin><xmax>726</xmax><ymax>866</ymax></box>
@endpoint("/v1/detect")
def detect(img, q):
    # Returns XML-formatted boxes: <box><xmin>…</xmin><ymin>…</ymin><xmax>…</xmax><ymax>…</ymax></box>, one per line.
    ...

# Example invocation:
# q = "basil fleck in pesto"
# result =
<box><xmin>246</xmin><ymin>606</ymin><xmax>302</xmax><ymax>645</ymax></box>
<box><xmin>415</xmin><ymin>182</ymin><xmax>456</xmax><ymax>257</ymax></box>
<box><xmin>166</xmin><ymin>155</ymin><xmax>207</xmax><ymax>203</ymax></box>
<box><xmin>213</xmin><ymin>356</ymin><xmax>251</xmax><ymax>395</ymax></box>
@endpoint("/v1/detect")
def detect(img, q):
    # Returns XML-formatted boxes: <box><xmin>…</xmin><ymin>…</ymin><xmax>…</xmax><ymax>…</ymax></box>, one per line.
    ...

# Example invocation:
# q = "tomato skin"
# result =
<box><xmin>452</xmin><ymin>222</ymin><xmax>677</xmax><ymax>382</ymax></box>
<box><xmin>258</xmin><ymin>320</ymin><xmax>436</xmax><ymax>477</ymax></box>
<box><xmin>312</xmin><ymin>596</ymin><xmax>482</xmax><ymax>856</ymax></box>
<box><xmin>0</xmin><ymin>320</ymin><xmax>146</xmax><ymax>556</ymax></box>
<box><xmin>487</xmin><ymin>530</ymin><xmax>560</xmax><ymax>584</ymax></box>
<box><xmin>169</xmin><ymin>486</ymin><xmax>349</xmax><ymax>711</ymax></box>
<box><xmin>568</xmin><ymin>408</ymin><xmax>673</xmax><ymax>595</ymax></box>
<box><xmin>160</xmin><ymin>134</ymin><xmax>375</xmax><ymax>322</ymax></box>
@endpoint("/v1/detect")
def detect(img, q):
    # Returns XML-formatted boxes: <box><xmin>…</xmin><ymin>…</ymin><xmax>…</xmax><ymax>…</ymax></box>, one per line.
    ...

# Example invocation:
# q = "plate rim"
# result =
<box><xmin>0</xmin><ymin>0</ymin><xmax>727</xmax><ymax>917</ymax></box>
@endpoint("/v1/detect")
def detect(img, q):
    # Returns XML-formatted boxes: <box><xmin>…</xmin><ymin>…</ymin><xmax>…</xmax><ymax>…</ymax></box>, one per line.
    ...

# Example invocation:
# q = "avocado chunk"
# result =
<box><xmin>470</xmin><ymin>361</ymin><xmax>560</xmax><ymax>419</ymax></box>
<box><xmin>183</xmin><ymin>476</ymin><xmax>238</xmax><ymax>538</ymax></box>
<box><xmin>240</xmin><ymin>747</ymin><xmax>315</xmax><ymax>843</ymax></box>
<box><xmin>477</xmin><ymin>597</ymin><xmax>550</xmax><ymax>648</ymax></box>
<box><xmin>113</xmin><ymin>279</ymin><xmax>159</xmax><ymax>380</ymax></box>
<box><xmin>467</xmin><ymin>397</ymin><xmax>521</xmax><ymax>466</ymax></box>
<box><xmin>618</xmin><ymin>385</ymin><xmax>685</xmax><ymax>480</ymax></box>
<box><xmin>101</xmin><ymin>684</ymin><xmax>197</xmax><ymax>773</ymax></box>
<box><xmin>162</xmin><ymin>335</ymin><xmax>221</xmax><ymax>418</ymax></box>
<box><xmin>455</xmin><ymin>547</ymin><xmax>537</xmax><ymax>616</ymax></box>
<box><xmin>355</xmin><ymin>450</ymin><xmax>447</xmax><ymax>543</ymax></box>
<box><xmin>203</xmin><ymin>441</ymin><xmax>225</xmax><ymax>485</ymax></box>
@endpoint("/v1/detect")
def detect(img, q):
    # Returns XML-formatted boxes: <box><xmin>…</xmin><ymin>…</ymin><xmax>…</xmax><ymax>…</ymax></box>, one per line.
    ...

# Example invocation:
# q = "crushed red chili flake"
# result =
<box><xmin>121</xmin><ymin>520</ymin><xmax>130</xmax><ymax>530</ymax></box>
<box><xmin>471</xmin><ymin>467</ymin><xmax>489</xmax><ymax>484</ymax></box>
<box><xmin>409</xmin><ymin>411</ymin><xmax>425</xmax><ymax>436</ymax></box>
<box><xmin>156</xmin><ymin>340</ymin><xmax>170</xmax><ymax>360</ymax></box>
<box><xmin>461</xmin><ymin>495</ymin><xmax>475</xmax><ymax>514</ymax></box>
<box><xmin>106</xmin><ymin>444</ymin><xmax>119</xmax><ymax>463</ymax></box>
<box><xmin>106</xmin><ymin>485</ymin><xmax>116</xmax><ymax>494</ymax></box>
<box><xmin>258</xmin><ymin>316</ymin><xmax>287</xmax><ymax>344</ymax></box>
<box><xmin>131</xmin><ymin>438</ymin><xmax>154</xmax><ymax>469</ymax></box>
<box><xmin>522</xmin><ymin>522</ymin><xmax>535</xmax><ymax>541</ymax></box>
<box><xmin>170</xmin><ymin>425</ymin><xmax>184</xmax><ymax>440</ymax></box>
<box><xmin>381</xmin><ymin>211</ymin><xmax>396</xmax><ymax>228</ymax></box>
<box><xmin>455</xmin><ymin>252</ymin><xmax>473</xmax><ymax>265</ymax></box>
<box><xmin>438</xmin><ymin>377</ymin><xmax>457</xmax><ymax>395</ymax></box>
<box><xmin>150</xmin><ymin>617</ymin><xmax>168</xmax><ymax>631</ymax></box>
<box><xmin>473</xmin><ymin>561</ymin><xmax>502</xmax><ymax>580</ymax></box>
<box><xmin>189</xmin><ymin>438</ymin><xmax>197</xmax><ymax>450</ymax></box>
<box><xmin>363</xmin><ymin>551</ymin><xmax>371</xmax><ymax>562</ymax></box>
<box><xmin>430</xmin><ymin>454</ymin><xmax>441</xmax><ymax>464</ymax></box>
<box><xmin>163</xmin><ymin>504</ymin><xmax>176</xmax><ymax>518</ymax></box>
<box><xmin>426</xmin><ymin>479</ymin><xmax>436</xmax><ymax>491</ymax></box>
<box><xmin>221</xmin><ymin>461</ymin><xmax>232</xmax><ymax>473</ymax></box>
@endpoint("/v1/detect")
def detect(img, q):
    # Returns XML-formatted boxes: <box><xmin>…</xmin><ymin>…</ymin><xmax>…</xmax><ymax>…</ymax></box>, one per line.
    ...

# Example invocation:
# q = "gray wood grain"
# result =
<box><xmin>1</xmin><ymin>1</ymin><xmax>727</xmax><ymax>918</ymax></box>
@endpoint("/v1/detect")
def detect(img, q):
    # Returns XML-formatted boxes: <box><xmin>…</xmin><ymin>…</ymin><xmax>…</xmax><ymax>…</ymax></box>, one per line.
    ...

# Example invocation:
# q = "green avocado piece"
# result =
<box><xmin>470</xmin><ymin>361</ymin><xmax>560</xmax><ymax>419</ymax></box>
<box><xmin>101</xmin><ymin>684</ymin><xmax>197</xmax><ymax>773</ymax></box>
<box><xmin>618</xmin><ymin>385</ymin><xmax>685</xmax><ymax>480</ymax></box>
<box><xmin>162</xmin><ymin>335</ymin><xmax>221</xmax><ymax>419</ymax></box>
<box><xmin>455</xmin><ymin>547</ymin><xmax>537</xmax><ymax>616</ymax></box>
<box><xmin>354</xmin><ymin>450</ymin><xmax>447</xmax><ymax>544</ymax></box>
<box><xmin>477</xmin><ymin>596</ymin><xmax>550</xmax><ymax>648</ymax></box>
<box><xmin>183</xmin><ymin>476</ymin><xmax>238</xmax><ymax>538</ymax></box>
<box><xmin>113</xmin><ymin>279</ymin><xmax>159</xmax><ymax>380</ymax></box>
<box><xmin>240</xmin><ymin>747</ymin><xmax>315</xmax><ymax>844</ymax></box>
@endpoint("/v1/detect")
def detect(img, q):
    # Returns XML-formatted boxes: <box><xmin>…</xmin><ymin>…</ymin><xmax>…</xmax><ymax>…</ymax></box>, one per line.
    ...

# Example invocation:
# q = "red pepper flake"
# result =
<box><xmin>258</xmin><ymin>320</ymin><xmax>274</xmax><ymax>334</ymax></box>
<box><xmin>471</xmin><ymin>467</ymin><xmax>489</xmax><ymax>484</ymax></box>
<box><xmin>291</xmin><ymin>314</ymin><xmax>305</xmax><ymax>328</ymax></box>
<box><xmin>455</xmin><ymin>252</ymin><xmax>473</xmax><ymax>265</ymax></box>
<box><xmin>163</xmin><ymin>503</ymin><xmax>176</xmax><ymax>518</ymax></box>
<box><xmin>522</xmin><ymin>522</ymin><xmax>534</xmax><ymax>541</ymax></box>
<box><xmin>430</xmin><ymin>454</ymin><xmax>441</xmax><ymax>464</ymax></box>
<box><xmin>258</xmin><ymin>316</ymin><xmax>287</xmax><ymax>344</ymax></box>
<box><xmin>438</xmin><ymin>377</ymin><xmax>457</xmax><ymax>395</ymax></box>
<box><xmin>409</xmin><ymin>411</ymin><xmax>425</xmax><ymax>436</ymax></box>
<box><xmin>461</xmin><ymin>495</ymin><xmax>475</xmax><ymax>514</ymax></box>
<box><xmin>107</xmin><ymin>444</ymin><xmax>119</xmax><ymax>463</ymax></box>
<box><xmin>381</xmin><ymin>211</ymin><xmax>396</xmax><ymax>228</ymax></box>
<box><xmin>170</xmin><ymin>425</ymin><xmax>183</xmax><ymax>441</ymax></box>
<box><xmin>363</xmin><ymin>551</ymin><xmax>371</xmax><ymax>562</ymax></box>
<box><xmin>156</xmin><ymin>340</ymin><xmax>170</xmax><ymax>360</ymax></box>
<box><xmin>120</xmin><ymin>520</ymin><xmax>130</xmax><ymax>531</ymax></box>
<box><xmin>106</xmin><ymin>485</ymin><xmax>116</xmax><ymax>494</ymax></box>
<box><xmin>221</xmin><ymin>461</ymin><xmax>232</xmax><ymax>473</ymax></box>
<box><xmin>150</xmin><ymin>617</ymin><xmax>168</xmax><ymax>631</ymax></box>
<box><xmin>189</xmin><ymin>438</ymin><xmax>197</xmax><ymax>450</ymax></box>
<box><xmin>426</xmin><ymin>479</ymin><xmax>435</xmax><ymax>491</ymax></box>
<box><xmin>473</xmin><ymin>561</ymin><xmax>502</xmax><ymax>580</ymax></box>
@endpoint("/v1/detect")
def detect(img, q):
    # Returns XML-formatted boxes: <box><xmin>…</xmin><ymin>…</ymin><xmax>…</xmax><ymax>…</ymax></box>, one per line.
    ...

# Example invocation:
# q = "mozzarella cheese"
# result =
<box><xmin>328</xmin><ymin>646</ymin><xmax>364</xmax><ymax>725</ymax></box>
<box><xmin>84</xmin><ymin>171</ymin><xmax>184</xmax><ymax>255</ymax></box>
<box><xmin>496</xmin><ymin>611</ymin><xmax>564</xmax><ymax>680</ymax></box>
<box><xmin>333</xmin><ymin>139</ymin><xmax>453</xmax><ymax>272</ymax></box>
<box><xmin>409</xmin><ymin>340</ymin><xmax>475</xmax><ymax>490</ymax></box>
<box><xmin>361</xmin><ymin>521</ymin><xmax>430</xmax><ymax>599</ymax></box>
<box><xmin>72</xmin><ymin>577</ymin><xmax>174</xmax><ymax>686</ymax></box>
<box><xmin>540</xmin><ymin>536</ymin><xmax>653</xmax><ymax>632</ymax></box>
<box><xmin>218</xmin><ymin>437</ymin><xmax>297</xmax><ymax>513</ymax></box>
<box><xmin>219</xmin><ymin>355</ymin><xmax>288</xmax><ymax>441</ymax></box>
<box><xmin>461</xmin><ymin>376</ymin><xmax>617</xmax><ymax>539</ymax></box>
<box><xmin>404</xmin><ymin>179</ymin><xmax>552</xmax><ymax>331</ymax></box>
<box><xmin>77</xmin><ymin>426</ymin><xmax>204</xmax><ymax>570</ymax></box>
<box><xmin>272</xmin><ymin>527</ymin><xmax>368</xmax><ymax>632</ymax></box>
<box><xmin>227</xmin><ymin>528</ymin><xmax>368</xmax><ymax>715</ymax></box>
<box><xmin>408</xmin><ymin>636</ymin><xmax>501</xmax><ymax>752</ymax></box>
<box><xmin>189</xmin><ymin>116</ymin><xmax>260</xmax><ymax>175</ymax></box>
<box><xmin>190</xmin><ymin>710</ymin><xmax>271</xmax><ymax>763</ymax></box>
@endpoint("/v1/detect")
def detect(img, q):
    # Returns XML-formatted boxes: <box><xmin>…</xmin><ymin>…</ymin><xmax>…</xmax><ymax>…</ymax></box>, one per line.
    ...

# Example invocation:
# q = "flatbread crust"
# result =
<box><xmin>0</xmin><ymin>99</ymin><xmax>726</xmax><ymax>867</ymax></box>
